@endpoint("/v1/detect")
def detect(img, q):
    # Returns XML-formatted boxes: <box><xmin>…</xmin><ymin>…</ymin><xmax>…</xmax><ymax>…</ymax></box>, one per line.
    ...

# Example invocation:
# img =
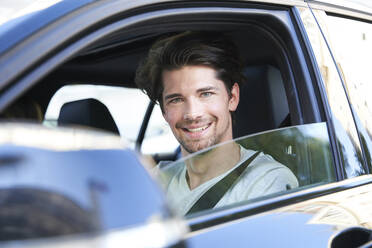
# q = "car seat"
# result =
<box><xmin>233</xmin><ymin>65</ymin><xmax>289</xmax><ymax>138</ymax></box>
<box><xmin>234</xmin><ymin>65</ymin><xmax>310</xmax><ymax>186</ymax></box>
<box><xmin>57</xmin><ymin>98</ymin><xmax>120</xmax><ymax>135</ymax></box>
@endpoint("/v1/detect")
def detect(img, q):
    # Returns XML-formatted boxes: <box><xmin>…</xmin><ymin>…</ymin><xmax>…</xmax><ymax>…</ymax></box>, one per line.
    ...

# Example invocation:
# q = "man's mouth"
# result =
<box><xmin>184</xmin><ymin>124</ymin><xmax>210</xmax><ymax>133</ymax></box>
<box><xmin>181</xmin><ymin>123</ymin><xmax>212</xmax><ymax>136</ymax></box>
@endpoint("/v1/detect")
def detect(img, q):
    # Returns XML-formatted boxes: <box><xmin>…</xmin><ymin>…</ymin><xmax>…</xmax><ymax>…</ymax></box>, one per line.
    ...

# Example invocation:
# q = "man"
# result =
<box><xmin>136</xmin><ymin>31</ymin><xmax>298</xmax><ymax>215</ymax></box>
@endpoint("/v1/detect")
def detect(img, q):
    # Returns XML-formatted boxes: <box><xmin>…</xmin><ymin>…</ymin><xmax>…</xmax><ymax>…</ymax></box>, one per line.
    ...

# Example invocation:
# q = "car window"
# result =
<box><xmin>316</xmin><ymin>14</ymin><xmax>372</xmax><ymax>170</ymax></box>
<box><xmin>44</xmin><ymin>84</ymin><xmax>178</xmax><ymax>152</ymax></box>
<box><xmin>155</xmin><ymin>122</ymin><xmax>335</xmax><ymax>216</ymax></box>
<box><xmin>142</xmin><ymin>104</ymin><xmax>179</xmax><ymax>154</ymax></box>
<box><xmin>299</xmin><ymin>7</ymin><xmax>367</xmax><ymax>177</ymax></box>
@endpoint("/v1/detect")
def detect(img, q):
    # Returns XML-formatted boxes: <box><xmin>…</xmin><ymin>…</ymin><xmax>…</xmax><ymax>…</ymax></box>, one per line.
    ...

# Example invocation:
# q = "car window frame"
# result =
<box><xmin>302</xmin><ymin>6</ymin><xmax>370</xmax><ymax>175</ymax></box>
<box><xmin>309</xmin><ymin>9</ymin><xmax>372</xmax><ymax>173</ymax></box>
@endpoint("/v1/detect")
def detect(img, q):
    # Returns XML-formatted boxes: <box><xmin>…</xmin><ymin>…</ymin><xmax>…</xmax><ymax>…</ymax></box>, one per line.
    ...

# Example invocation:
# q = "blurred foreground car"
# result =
<box><xmin>0</xmin><ymin>0</ymin><xmax>372</xmax><ymax>247</ymax></box>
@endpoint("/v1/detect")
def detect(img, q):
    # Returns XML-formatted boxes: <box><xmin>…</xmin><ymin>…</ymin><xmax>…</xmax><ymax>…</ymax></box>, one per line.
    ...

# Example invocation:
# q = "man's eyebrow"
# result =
<box><xmin>197</xmin><ymin>86</ymin><xmax>219</xmax><ymax>93</ymax></box>
<box><xmin>164</xmin><ymin>87</ymin><xmax>219</xmax><ymax>100</ymax></box>
<box><xmin>164</xmin><ymin>93</ymin><xmax>183</xmax><ymax>101</ymax></box>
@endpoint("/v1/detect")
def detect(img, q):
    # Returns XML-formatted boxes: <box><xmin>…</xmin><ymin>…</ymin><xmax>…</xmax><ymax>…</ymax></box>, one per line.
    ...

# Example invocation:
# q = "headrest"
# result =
<box><xmin>58</xmin><ymin>98</ymin><xmax>120</xmax><ymax>135</ymax></box>
<box><xmin>233</xmin><ymin>65</ymin><xmax>289</xmax><ymax>138</ymax></box>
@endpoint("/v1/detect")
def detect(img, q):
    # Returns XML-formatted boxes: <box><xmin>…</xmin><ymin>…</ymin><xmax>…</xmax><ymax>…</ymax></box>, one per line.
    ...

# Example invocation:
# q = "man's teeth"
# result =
<box><xmin>186</xmin><ymin>125</ymin><xmax>209</xmax><ymax>132</ymax></box>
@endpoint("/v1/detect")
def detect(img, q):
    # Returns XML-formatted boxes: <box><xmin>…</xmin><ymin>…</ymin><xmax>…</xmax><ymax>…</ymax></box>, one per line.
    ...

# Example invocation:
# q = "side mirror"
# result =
<box><xmin>0</xmin><ymin>123</ymin><xmax>188</xmax><ymax>247</ymax></box>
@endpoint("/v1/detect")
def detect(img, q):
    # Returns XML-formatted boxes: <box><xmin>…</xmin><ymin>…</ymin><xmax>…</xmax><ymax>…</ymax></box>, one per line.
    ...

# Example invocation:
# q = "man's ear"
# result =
<box><xmin>228</xmin><ymin>83</ymin><xmax>240</xmax><ymax>112</ymax></box>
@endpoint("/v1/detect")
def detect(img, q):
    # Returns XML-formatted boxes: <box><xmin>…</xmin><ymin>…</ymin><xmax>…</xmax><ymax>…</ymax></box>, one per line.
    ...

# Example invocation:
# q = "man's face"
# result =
<box><xmin>161</xmin><ymin>65</ymin><xmax>239</xmax><ymax>155</ymax></box>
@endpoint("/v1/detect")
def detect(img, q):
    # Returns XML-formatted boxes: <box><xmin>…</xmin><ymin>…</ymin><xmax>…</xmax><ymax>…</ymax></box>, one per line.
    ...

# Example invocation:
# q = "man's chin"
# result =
<box><xmin>181</xmin><ymin>140</ymin><xmax>215</xmax><ymax>155</ymax></box>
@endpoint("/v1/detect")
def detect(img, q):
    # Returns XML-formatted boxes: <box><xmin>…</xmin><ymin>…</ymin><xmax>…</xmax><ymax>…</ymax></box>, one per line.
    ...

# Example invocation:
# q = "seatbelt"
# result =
<box><xmin>186</xmin><ymin>151</ymin><xmax>261</xmax><ymax>215</ymax></box>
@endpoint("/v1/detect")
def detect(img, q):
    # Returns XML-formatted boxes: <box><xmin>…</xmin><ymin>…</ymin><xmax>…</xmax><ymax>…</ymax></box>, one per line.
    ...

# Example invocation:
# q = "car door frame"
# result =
<box><xmin>1</xmin><ymin>0</ymin><xmax>371</xmax><ymax>234</ymax></box>
<box><xmin>306</xmin><ymin>0</ymin><xmax>372</xmax><ymax>173</ymax></box>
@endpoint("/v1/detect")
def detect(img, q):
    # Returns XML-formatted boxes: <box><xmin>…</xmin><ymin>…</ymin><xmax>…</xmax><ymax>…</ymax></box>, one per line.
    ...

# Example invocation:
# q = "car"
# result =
<box><xmin>0</xmin><ymin>0</ymin><xmax>372</xmax><ymax>247</ymax></box>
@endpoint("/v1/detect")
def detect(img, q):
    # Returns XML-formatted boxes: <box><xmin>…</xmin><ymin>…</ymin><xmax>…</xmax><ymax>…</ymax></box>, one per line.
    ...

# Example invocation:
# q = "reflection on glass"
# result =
<box><xmin>156</xmin><ymin>123</ymin><xmax>335</xmax><ymax>216</ymax></box>
<box><xmin>317</xmin><ymin>14</ymin><xmax>372</xmax><ymax>171</ymax></box>
<box><xmin>281</xmin><ymin>180</ymin><xmax>372</xmax><ymax>230</ymax></box>
<box><xmin>0</xmin><ymin>187</ymin><xmax>98</xmax><ymax>241</ymax></box>
<box><xmin>0</xmin><ymin>124</ymin><xmax>169</xmax><ymax>241</ymax></box>
<box><xmin>298</xmin><ymin>7</ymin><xmax>365</xmax><ymax>177</ymax></box>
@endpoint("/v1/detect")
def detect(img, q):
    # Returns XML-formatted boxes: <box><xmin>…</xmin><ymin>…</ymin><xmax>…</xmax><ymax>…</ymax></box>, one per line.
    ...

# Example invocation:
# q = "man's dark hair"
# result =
<box><xmin>135</xmin><ymin>31</ymin><xmax>245</xmax><ymax>109</ymax></box>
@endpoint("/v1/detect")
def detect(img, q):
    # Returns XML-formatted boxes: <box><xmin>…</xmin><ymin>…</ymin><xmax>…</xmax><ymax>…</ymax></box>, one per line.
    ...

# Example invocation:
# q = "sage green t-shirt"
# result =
<box><xmin>157</xmin><ymin>147</ymin><xmax>299</xmax><ymax>216</ymax></box>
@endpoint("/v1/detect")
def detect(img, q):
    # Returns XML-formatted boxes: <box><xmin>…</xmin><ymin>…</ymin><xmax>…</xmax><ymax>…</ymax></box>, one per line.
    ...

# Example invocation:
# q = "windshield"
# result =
<box><xmin>154</xmin><ymin>123</ymin><xmax>336</xmax><ymax>216</ymax></box>
<box><xmin>0</xmin><ymin>0</ymin><xmax>91</xmax><ymax>55</ymax></box>
<box><xmin>0</xmin><ymin>0</ymin><xmax>62</xmax><ymax>28</ymax></box>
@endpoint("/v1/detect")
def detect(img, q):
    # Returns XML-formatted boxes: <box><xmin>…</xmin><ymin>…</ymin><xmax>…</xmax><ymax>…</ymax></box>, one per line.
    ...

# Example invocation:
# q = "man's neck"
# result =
<box><xmin>185</xmin><ymin>142</ymin><xmax>241</xmax><ymax>190</ymax></box>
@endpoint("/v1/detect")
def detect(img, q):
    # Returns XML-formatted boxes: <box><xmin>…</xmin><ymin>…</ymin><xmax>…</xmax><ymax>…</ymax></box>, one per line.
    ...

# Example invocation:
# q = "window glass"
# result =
<box><xmin>155</xmin><ymin>123</ymin><xmax>335</xmax><ymax>216</ymax></box>
<box><xmin>141</xmin><ymin>104</ymin><xmax>179</xmax><ymax>154</ymax></box>
<box><xmin>44</xmin><ymin>85</ymin><xmax>149</xmax><ymax>148</ymax></box>
<box><xmin>45</xmin><ymin>85</ymin><xmax>179</xmax><ymax>153</ymax></box>
<box><xmin>320</xmin><ymin>15</ymin><xmax>372</xmax><ymax>170</ymax></box>
<box><xmin>299</xmin><ymin>8</ymin><xmax>366</xmax><ymax>177</ymax></box>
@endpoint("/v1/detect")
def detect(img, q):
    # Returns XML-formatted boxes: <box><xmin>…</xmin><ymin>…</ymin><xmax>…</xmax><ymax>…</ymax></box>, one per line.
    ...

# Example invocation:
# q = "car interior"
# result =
<box><xmin>0</xmin><ymin>12</ymin><xmax>335</xmax><ymax>188</ymax></box>
<box><xmin>58</xmin><ymin>98</ymin><xmax>120</xmax><ymax>135</ymax></box>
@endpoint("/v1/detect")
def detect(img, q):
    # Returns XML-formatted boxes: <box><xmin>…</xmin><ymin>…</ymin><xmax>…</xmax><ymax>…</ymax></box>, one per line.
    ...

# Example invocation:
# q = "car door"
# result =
<box><xmin>1</xmin><ymin>0</ymin><xmax>372</xmax><ymax>247</ymax></box>
<box><xmin>183</xmin><ymin>2</ymin><xmax>372</xmax><ymax>247</ymax></box>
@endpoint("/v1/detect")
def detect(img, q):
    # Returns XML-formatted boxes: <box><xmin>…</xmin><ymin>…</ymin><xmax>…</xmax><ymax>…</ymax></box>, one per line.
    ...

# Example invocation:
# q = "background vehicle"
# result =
<box><xmin>0</xmin><ymin>0</ymin><xmax>372</xmax><ymax>247</ymax></box>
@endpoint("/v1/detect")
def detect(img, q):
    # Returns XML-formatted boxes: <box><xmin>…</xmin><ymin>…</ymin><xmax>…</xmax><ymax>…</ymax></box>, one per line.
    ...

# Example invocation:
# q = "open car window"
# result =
<box><xmin>155</xmin><ymin>122</ymin><xmax>336</xmax><ymax>216</ymax></box>
<box><xmin>44</xmin><ymin>84</ymin><xmax>178</xmax><ymax>153</ymax></box>
<box><xmin>142</xmin><ymin>104</ymin><xmax>179</xmax><ymax>154</ymax></box>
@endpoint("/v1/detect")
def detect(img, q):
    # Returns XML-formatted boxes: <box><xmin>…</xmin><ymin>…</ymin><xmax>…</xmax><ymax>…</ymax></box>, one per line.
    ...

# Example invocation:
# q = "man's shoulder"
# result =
<box><xmin>240</xmin><ymin>148</ymin><xmax>299</xmax><ymax>187</ymax></box>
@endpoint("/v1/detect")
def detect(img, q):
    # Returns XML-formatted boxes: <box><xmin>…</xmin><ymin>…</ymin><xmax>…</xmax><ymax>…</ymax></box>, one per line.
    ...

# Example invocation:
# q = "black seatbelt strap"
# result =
<box><xmin>186</xmin><ymin>151</ymin><xmax>261</xmax><ymax>215</ymax></box>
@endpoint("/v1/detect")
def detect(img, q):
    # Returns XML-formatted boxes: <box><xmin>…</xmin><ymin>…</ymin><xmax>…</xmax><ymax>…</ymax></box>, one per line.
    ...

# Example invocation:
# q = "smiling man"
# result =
<box><xmin>136</xmin><ymin>32</ymin><xmax>298</xmax><ymax>215</ymax></box>
<box><xmin>162</xmin><ymin>65</ymin><xmax>239</xmax><ymax>155</ymax></box>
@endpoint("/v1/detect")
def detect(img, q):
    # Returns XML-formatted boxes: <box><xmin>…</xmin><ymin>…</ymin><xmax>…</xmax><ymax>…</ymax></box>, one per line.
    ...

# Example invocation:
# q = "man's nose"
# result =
<box><xmin>183</xmin><ymin>98</ymin><xmax>202</xmax><ymax>120</ymax></box>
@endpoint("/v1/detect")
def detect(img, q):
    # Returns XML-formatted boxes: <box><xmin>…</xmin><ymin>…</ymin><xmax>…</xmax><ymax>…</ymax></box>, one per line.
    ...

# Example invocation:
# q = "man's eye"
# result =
<box><xmin>169</xmin><ymin>98</ymin><xmax>182</xmax><ymax>104</ymax></box>
<box><xmin>201</xmin><ymin>92</ymin><xmax>213</xmax><ymax>98</ymax></box>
